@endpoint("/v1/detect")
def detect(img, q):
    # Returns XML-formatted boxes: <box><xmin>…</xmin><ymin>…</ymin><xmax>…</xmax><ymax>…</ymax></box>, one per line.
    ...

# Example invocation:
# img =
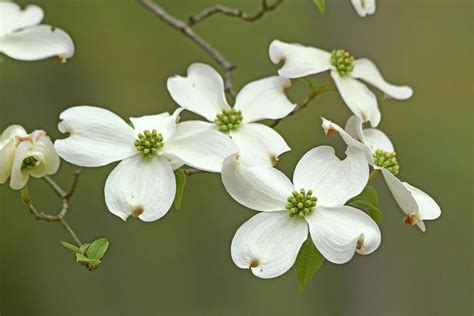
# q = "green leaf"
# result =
<box><xmin>76</xmin><ymin>253</ymin><xmax>101</xmax><ymax>266</ymax></box>
<box><xmin>60</xmin><ymin>241</ymin><xmax>82</xmax><ymax>254</ymax></box>
<box><xmin>173</xmin><ymin>169</ymin><xmax>187</xmax><ymax>210</ymax></box>
<box><xmin>87</xmin><ymin>238</ymin><xmax>109</xmax><ymax>260</ymax></box>
<box><xmin>80</xmin><ymin>243</ymin><xmax>90</xmax><ymax>254</ymax></box>
<box><xmin>312</xmin><ymin>0</ymin><xmax>326</xmax><ymax>14</ymax></box>
<box><xmin>294</xmin><ymin>238</ymin><xmax>324</xmax><ymax>293</ymax></box>
<box><xmin>347</xmin><ymin>186</ymin><xmax>383</xmax><ymax>224</ymax></box>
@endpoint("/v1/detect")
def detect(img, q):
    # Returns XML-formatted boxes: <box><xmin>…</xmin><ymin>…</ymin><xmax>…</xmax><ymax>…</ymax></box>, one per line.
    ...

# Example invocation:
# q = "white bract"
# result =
<box><xmin>0</xmin><ymin>125</ymin><xmax>59</xmax><ymax>190</ymax></box>
<box><xmin>167</xmin><ymin>63</ymin><xmax>296</xmax><ymax>166</ymax></box>
<box><xmin>322</xmin><ymin>116</ymin><xmax>441</xmax><ymax>231</ymax></box>
<box><xmin>54</xmin><ymin>106</ymin><xmax>237</xmax><ymax>222</ymax></box>
<box><xmin>269</xmin><ymin>40</ymin><xmax>413</xmax><ymax>127</ymax></box>
<box><xmin>0</xmin><ymin>1</ymin><xmax>74</xmax><ymax>62</ymax></box>
<box><xmin>221</xmin><ymin>146</ymin><xmax>381</xmax><ymax>279</ymax></box>
<box><xmin>351</xmin><ymin>0</ymin><xmax>376</xmax><ymax>17</ymax></box>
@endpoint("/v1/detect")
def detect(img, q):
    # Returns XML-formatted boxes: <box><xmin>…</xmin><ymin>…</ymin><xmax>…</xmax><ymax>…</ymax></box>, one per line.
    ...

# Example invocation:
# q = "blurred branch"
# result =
<box><xmin>188</xmin><ymin>0</ymin><xmax>283</xmax><ymax>26</ymax></box>
<box><xmin>139</xmin><ymin>0</ymin><xmax>236</xmax><ymax>98</ymax></box>
<box><xmin>21</xmin><ymin>169</ymin><xmax>83</xmax><ymax>246</ymax></box>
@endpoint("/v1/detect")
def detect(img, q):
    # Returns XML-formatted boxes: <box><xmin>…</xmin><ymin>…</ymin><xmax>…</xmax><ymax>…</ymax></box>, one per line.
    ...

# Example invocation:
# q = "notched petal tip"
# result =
<box><xmin>131</xmin><ymin>206</ymin><xmax>144</xmax><ymax>218</ymax></box>
<box><xmin>249</xmin><ymin>258</ymin><xmax>260</xmax><ymax>268</ymax></box>
<box><xmin>321</xmin><ymin>118</ymin><xmax>337</xmax><ymax>136</ymax></box>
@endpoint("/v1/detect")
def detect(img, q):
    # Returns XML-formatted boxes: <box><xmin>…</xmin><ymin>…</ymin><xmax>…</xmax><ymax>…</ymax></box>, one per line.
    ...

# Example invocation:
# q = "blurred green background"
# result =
<box><xmin>0</xmin><ymin>0</ymin><xmax>472</xmax><ymax>315</ymax></box>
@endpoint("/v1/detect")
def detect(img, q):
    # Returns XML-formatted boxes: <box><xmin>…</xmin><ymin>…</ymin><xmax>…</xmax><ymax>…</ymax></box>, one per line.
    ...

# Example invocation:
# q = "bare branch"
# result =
<box><xmin>22</xmin><ymin>169</ymin><xmax>83</xmax><ymax>245</ymax></box>
<box><xmin>188</xmin><ymin>0</ymin><xmax>283</xmax><ymax>26</ymax></box>
<box><xmin>139</xmin><ymin>0</ymin><xmax>236</xmax><ymax>98</ymax></box>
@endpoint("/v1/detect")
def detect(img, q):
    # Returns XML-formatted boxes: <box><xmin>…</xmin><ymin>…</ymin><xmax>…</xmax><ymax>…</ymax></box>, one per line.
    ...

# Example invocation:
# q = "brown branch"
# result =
<box><xmin>188</xmin><ymin>0</ymin><xmax>283</xmax><ymax>26</ymax></box>
<box><xmin>21</xmin><ymin>169</ymin><xmax>83</xmax><ymax>245</ymax></box>
<box><xmin>139</xmin><ymin>0</ymin><xmax>236</xmax><ymax>98</ymax></box>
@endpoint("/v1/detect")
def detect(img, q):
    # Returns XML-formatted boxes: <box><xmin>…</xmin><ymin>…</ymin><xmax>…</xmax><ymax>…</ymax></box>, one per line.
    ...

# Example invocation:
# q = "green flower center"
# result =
<box><xmin>214</xmin><ymin>109</ymin><xmax>243</xmax><ymax>132</ymax></box>
<box><xmin>330</xmin><ymin>49</ymin><xmax>354</xmax><ymax>76</ymax></box>
<box><xmin>134</xmin><ymin>129</ymin><xmax>163</xmax><ymax>157</ymax></box>
<box><xmin>286</xmin><ymin>189</ymin><xmax>317</xmax><ymax>218</ymax></box>
<box><xmin>373</xmin><ymin>149</ymin><xmax>400</xmax><ymax>175</ymax></box>
<box><xmin>22</xmin><ymin>156</ymin><xmax>39</xmax><ymax>170</ymax></box>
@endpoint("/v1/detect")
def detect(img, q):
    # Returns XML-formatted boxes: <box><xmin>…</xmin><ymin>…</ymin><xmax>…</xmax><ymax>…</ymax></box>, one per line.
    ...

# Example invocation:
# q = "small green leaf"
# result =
<box><xmin>80</xmin><ymin>243</ymin><xmax>90</xmax><ymax>254</ymax></box>
<box><xmin>347</xmin><ymin>185</ymin><xmax>383</xmax><ymax>224</ymax></box>
<box><xmin>173</xmin><ymin>169</ymin><xmax>187</xmax><ymax>210</ymax></box>
<box><xmin>87</xmin><ymin>238</ymin><xmax>109</xmax><ymax>260</ymax></box>
<box><xmin>60</xmin><ymin>241</ymin><xmax>82</xmax><ymax>254</ymax></box>
<box><xmin>312</xmin><ymin>0</ymin><xmax>326</xmax><ymax>14</ymax></box>
<box><xmin>76</xmin><ymin>253</ymin><xmax>101</xmax><ymax>266</ymax></box>
<box><xmin>294</xmin><ymin>238</ymin><xmax>324</xmax><ymax>293</ymax></box>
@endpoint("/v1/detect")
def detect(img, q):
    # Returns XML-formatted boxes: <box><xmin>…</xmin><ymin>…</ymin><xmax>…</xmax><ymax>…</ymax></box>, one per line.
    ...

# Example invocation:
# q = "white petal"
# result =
<box><xmin>0</xmin><ymin>124</ymin><xmax>26</xmax><ymax>149</ymax></box>
<box><xmin>129</xmin><ymin>109</ymin><xmax>182</xmax><ymax>142</ymax></box>
<box><xmin>163</xmin><ymin>129</ymin><xmax>237</xmax><ymax>173</ymax></box>
<box><xmin>9</xmin><ymin>141</ymin><xmax>33</xmax><ymax>190</ymax></box>
<box><xmin>321</xmin><ymin>117</ymin><xmax>373</xmax><ymax>163</ymax></box>
<box><xmin>362</xmin><ymin>128</ymin><xmax>394</xmax><ymax>154</ymax></box>
<box><xmin>169</xmin><ymin>120</ymin><xmax>215</xmax><ymax>139</ymax></box>
<box><xmin>269</xmin><ymin>40</ymin><xmax>331</xmax><ymax>78</ymax></box>
<box><xmin>307</xmin><ymin>205</ymin><xmax>381</xmax><ymax>264</ymax></box>
<box><xmin>234</xmin><ymin>76</ymin><xmax>296</xmax><ymax>123</ymax></box>
<box><xmin>0</xmin><ymin>25</ymin><xmax>74</xmax><ymax>61</ymax></box>
<box><xmin>27</xmin><ymin>132</ymin><xmax>60</xmax><ymax>178</ymax></box>
<box><xmin>167</xmin><ymin>63</ymin><xmax>230</xmax><ymax>121</ymax></box>
<box><xmin>104</xmin><ymin>155</ymin><xmax>175</xmax><ymax>222</ymax></box>
<box><xmin>381</xmin><ymin>168</ymin><xmax>418</xmax><ymax>215</ymax></box>
<box><xmin>221</xmin><ymin>154</ymin><xmax>294</xmax><ymax>212</ymax></box>
<box><xmin>352</xmin><ymin>58</ymin><xmax>413</xmax><ymax>100</ymax></box>
<box><xmin>293</xmin><ymin>146</ymin><xmax>369</xmax><ymax>207</ymax></box>
<box><xmin>229</xmin><ymin>123</ymin><xmax>290</xmax><ymax>167</ymax></box>
<box><xmin>0</xmin><ymin>140</ymin><xmax>17</xmax><ymax>183</ymax></box>
<box><xmin>344</xmin><ymin>115</ymin><xmax>365</xmax><ymax>142</ymax></box>
<box><xmin>55</xmin><ymin>106</ymin><xmax>137</xmax><ymax>167</ymax></box>
<box><xmin>4</xmin><ymin>4</ymin><xmax>44</xmax><ymax>34</ymax></box>
<box><xmin>231</xmin><ymin>212</ymin><xmax>308</xmax><ymax>279</ymax></box>
<box><xmin>402</xmin><ymin>182</ymin><xmax>441</xmax><ymax>221</ymax></box>
<box><xmin>351</xmin><ymin>0</ymin><xmax>376</xmax><ymax>17</ymax></box>
<box><xmin>331</xmin><ymin>70</ymin><xmax>381</xmax><ymax>127</ymax></box>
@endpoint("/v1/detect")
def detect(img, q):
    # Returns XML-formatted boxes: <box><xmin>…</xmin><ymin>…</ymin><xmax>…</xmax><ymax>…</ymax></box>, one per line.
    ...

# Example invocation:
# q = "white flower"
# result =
<box><xmin>0</xmin><ymin>1</ymin><xmax>74</xmax><ymax>62</ymax></box>
<box><xmin>269</xmin><ymin>40</ymin><xmax>413</xmax><ymax>127</ymax></box>
<box><xmin>221</xmin><ymin>146</ymin><xmax>381</xmax><ymax>279</ymax></box>
<box><xmin>167</xmin><ymin>63</ymin><xmax>296</xmax><ymax>166</ymax></box>
<box><xmin>351</xmin><ymin>0</ymin><xmax>376</xmax><ymax>17</ymax></box>
<box><xmin>322</xmin><ymin>116</ymin><xmax>441</xmax><ymax>231</ymax></box>
<box><xmin>0</xmin><ymin>125</ymin><xmax>59</xmax><ymax>190</ymax></box>
<box><xmin>54</xmin><ymin>106</ymin><xmax>237</xmax><ymax>222</ymax></box>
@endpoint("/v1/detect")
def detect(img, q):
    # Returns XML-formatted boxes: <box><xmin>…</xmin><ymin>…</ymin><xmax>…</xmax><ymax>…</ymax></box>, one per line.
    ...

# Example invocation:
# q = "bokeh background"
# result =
<box><xmin>0</xmin><ymin>0</ymin><xmax>472</xmax><ymax>315</ymax></box>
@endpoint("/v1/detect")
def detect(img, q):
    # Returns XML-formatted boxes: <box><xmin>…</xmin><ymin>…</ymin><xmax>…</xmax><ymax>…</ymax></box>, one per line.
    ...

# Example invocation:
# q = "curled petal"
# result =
<box><xmin>351</xmin><ymin>0</ymin><xmax>376</xmax><ymax>17</ymax></box>
<box><xmin>55</xmin><ymin>106</ymin><xmax>137</xmax><ymax>167</ymax></box>
<box><xmin>0</xmin><ymin>124</ymin><xmax>27</xmax><ymax>149</ymax></box>
<box><xmin>230</xmin><ymin>123</ymin><xmax>290</xmax><ymax>167</ymax></box>
<box><xmin>344</xmin><ymin>115</ymin><xmax>365</xmax><ymax>142</ymax></box>
<box><xmin>352</xmin><ymin>58</ymin><xmax>413</xmax><ymax>100</ymax></box>
<box><xmin>331</xmin><ymin>71</ymin><xmax>381</xmax><ymax>127</ymax></box>
<box><xmin>231</xmin><ymin>212</ymin><xmax>308</xmax><ymax>279</ymax></box>
<box><xmin>269</xmin><ymin>40</ymin><xmax>331</xmax><ymax>78</ymax></box>
<box><xmin>221</xmin><ymin>154</ymin><xmax>294</xmax><ymax>212</ymax></box>
<box><xmin>381</xmin><ymin>168</ymin><xmax>418</xmax><ymax>215</ymax></box>
<box><xmin>402</xmin><ymin>183</ymin><xmax>441</xmax><ymax>221</ymax></box>
<box><xmin>105</xmin><ymin>155</ymin><xmax>175</xmax><ymax>222</ymax></box>
<box><xmin>9</xmin><ymin>141</ymin><xmax>33</xmax><ymax>190</ymax></box>
<box><xmin>362</xmin><ymin>128</ymin><xmax>394</xmax><ymax>154</ymax></box>
<box><xmin>0</xmin><ymin>25</ymin><xmax>74</xmax><ymax>61</ymax></box>
<box><xmin>234</xmin><ymin>76</ymin><xmax>296</xmax><ymax>123</ymax></box>
<box><xmin>27</xmin><ymin>132</ymin><xmax>60</xmax><ymax>178</ymax></box>
<box><xmin>293</xmin><ymin>146</ymin><xmax>369</xmax><ymax>207</ymax></box>
<box><xmin>306</xmin><ymin>205</ymin><xmax>381</xmax><ymax>264</ymax></box>
<box><xmin>167</xmin><ymin>63</ymin><xmax>230</xmax><ymax>121</ymax></box>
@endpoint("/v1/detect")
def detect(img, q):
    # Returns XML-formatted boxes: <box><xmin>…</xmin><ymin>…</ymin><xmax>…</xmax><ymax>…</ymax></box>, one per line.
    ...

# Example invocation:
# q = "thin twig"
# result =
<box><xmin>139</xmin><ymin>0</ymin><xmax>236</xmax><ymax>99</ymax></box>
<box><xmin>21</xmin><ymin>169</ymin><xmax>83</xmax><ymax>245</ymax></box>
<box><xmin>188</xmin><ymin>0</ymin><xmax>283</xmax><ymax>26</ymax></box>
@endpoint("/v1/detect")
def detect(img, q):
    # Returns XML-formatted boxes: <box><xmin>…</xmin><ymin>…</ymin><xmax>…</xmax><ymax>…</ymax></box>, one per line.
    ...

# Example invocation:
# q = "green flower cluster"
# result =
<box><xmin>134</xmin><ymin>129</ymin><xmax>163</xmax><ymax>157</ymax></box>
<box><xmin>214</xmin><ymin>109</ymin><xmax>243</xmax><ymax>132</ymax></box>
<box><xmin>286</xmin><ymin>189</ymin><xmax>317</xmax><ymax>218</ymax></box>
<box><xmin>373</xmin><ymin>149</ymin><xmax>400</xmax><ymax>175</ymax></box>
<box><xmin>330</xmin><ymin>49</ymin><xmax>355</xmax><ymax>76</ymax></box>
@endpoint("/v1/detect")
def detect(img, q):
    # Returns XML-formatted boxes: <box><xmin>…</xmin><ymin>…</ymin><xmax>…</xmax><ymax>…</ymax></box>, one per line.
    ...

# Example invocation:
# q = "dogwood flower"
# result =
<box><xmin>351</xmin><ymin>0</ymin><xmax>376</xmax><ymax>17</ymax></box>
<box><xmin>0</xmin><ymin>125</ymin><xmax>59</xmax><ymax>190</ymax></box>
<box><xmin>221</xmin><ymin>146</ymin><xmax>381</xmax><ymax>278</ymax></box>
<box><xmin>167</xmin><ymin>63</ymin><xmax>296</xmax><ymax>166</ymax></box>
<box><xmin>269</xmin><ymin>40</ymin><xmax>413</xmax><ymax>127</ymax></box>
<box><xmin>0</xmin><ymin>1</ymin><xmax>74</xmax><ymax>62</ymax></box>
<box><xmin>322</xmin><ymin>116</ymin><xmax>441</xmax><ymax>231</ymax></box>
<box><xmin>54</xmin><ymin>106</ymin><xmax>237</xmax><ymax>222</ymax></box>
